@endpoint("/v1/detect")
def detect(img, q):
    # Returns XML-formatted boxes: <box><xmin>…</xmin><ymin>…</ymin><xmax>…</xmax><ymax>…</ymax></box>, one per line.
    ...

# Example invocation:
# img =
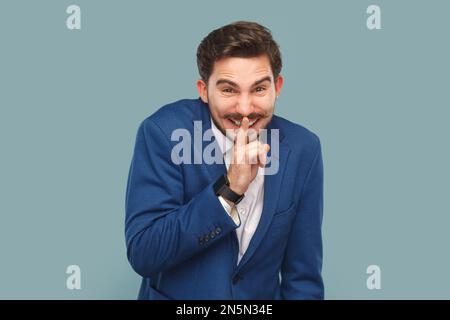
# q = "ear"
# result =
<box><xmin>275</xmin><ymin>74</ymin><xmax>284</xmax><ymax>98</ymax></box>
<box><xmin>196</xmin><ymin>79</ymin><xmax>208</xmax><ymax>103</ymax></box>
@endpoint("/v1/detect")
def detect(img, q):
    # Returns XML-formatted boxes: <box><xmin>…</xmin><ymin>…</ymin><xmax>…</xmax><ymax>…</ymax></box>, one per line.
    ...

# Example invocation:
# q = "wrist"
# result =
<box><xmin>227</xmin><ymin>174</ymin><xmax>246</xmax><ymax>195</ymax></box>
<box><xmin>213</xmin><ymin>174</ymin><xmax>245</xmax><ymax>205</ymax></box>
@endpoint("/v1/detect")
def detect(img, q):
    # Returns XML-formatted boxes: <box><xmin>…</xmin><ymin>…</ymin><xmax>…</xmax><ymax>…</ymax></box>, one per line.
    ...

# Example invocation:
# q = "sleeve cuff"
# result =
<box><xmin>218</xmin><ymin>196</ymin><xmax>240</xmax><ymax>226</ymax></box>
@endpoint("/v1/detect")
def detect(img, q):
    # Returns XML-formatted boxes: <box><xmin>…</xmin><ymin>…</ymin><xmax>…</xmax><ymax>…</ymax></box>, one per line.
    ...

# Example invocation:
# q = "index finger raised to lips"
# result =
<box><xmin>236</xmin><ymin>117</ymin><xmax>250</xmax><ymax>148</ymax></box>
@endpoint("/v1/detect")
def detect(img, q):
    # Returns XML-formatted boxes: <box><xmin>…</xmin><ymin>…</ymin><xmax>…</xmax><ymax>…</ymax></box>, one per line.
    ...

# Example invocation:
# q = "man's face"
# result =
<box><xmin>197</xmin><ymin>55</ymin><xmax>283</xmax><ymax>136</ymax></box>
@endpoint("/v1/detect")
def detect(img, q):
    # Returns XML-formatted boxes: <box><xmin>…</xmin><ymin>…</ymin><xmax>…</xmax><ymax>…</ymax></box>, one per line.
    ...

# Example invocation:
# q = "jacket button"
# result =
<box><xmin>209</xmin><ymin>231</ymin><xmax>216</xmax><ymax>239</ymax></box>
<box><xmin>232</xmin><ymin>275</ymin><xmax>241</xmax><ymax>285</ymax></box>
<box><xmin>215</xmin><ymin>227</ymin><xmax>222</xmax><ymax>235</ymax></box>
<box><xmin>204</xmin><ymin>234</ymin><xmax>210</xmax><ymax>242</ymax></box>
<box><xmin>198</xmin><ymin>237</ymin><xmax>204</xmax><ymax>245</ymax></box>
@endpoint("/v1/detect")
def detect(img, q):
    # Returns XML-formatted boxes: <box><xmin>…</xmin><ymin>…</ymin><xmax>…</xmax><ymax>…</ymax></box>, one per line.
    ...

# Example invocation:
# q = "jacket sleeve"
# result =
<box><xmin>280</xmin><ymin>137</ymin><xmax>324</xmax><ymax>299</ymax></box>
<box><xmin>125</xmin><ymin>118</ymin><xmax>238</xmax><ymax>278</ymax></box>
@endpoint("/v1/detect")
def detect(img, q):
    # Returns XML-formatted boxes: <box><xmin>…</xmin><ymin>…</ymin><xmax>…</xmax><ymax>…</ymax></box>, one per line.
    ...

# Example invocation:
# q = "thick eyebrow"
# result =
<box><xmin>215</xmin><ymin>76</ymin><xmax>272</xmax><ymax>88</ymax></box>
<box><xmin>252</xmin><ymin>76</ymin><xmax>272</xmax><ymax>87</ymax></box>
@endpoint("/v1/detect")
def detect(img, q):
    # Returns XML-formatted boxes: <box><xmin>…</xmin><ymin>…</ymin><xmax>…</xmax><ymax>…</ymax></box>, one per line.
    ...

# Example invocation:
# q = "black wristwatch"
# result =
<box><xmin>213</xmin><ymin>174</ymin><xmax>244</xmax><ymax>205</ymax></box>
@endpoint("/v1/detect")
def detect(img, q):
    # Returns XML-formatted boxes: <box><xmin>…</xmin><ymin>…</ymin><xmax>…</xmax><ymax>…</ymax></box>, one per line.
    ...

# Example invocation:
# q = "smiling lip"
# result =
<box><xmin>227</xmin><ymin>117</ymin><xmax>260</xmax><ymax>128</ymax></box>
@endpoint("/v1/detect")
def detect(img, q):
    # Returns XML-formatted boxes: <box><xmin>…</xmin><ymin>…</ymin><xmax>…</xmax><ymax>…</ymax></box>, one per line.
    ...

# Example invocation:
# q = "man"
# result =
<box><xmin>125</xmin><ymin>21</ymin><xmax>324</xmax><ymax>300</ymax></box>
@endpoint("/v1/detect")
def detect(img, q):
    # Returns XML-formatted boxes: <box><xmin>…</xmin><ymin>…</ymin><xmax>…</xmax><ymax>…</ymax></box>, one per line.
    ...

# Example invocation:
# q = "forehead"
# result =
<box><xmin>210</xmin><ymin>55</ymin><xmax>273</xmax><ymax>85</ymax></box>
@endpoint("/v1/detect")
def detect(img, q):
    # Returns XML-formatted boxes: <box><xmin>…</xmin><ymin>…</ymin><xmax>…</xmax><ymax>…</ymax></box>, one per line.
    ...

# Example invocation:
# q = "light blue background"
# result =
<box><xmin>1</xmin><ymin>0</ymin><xmax>449</xmax><ymax>299</ymax></box>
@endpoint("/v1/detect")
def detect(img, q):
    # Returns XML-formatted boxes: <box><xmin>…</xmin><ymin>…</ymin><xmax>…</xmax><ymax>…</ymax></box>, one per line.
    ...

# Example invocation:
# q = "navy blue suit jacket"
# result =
<box><xmin>125</xmin><ymin>98</ymin><xmax>324</xmax><ymax>299</ymax></box>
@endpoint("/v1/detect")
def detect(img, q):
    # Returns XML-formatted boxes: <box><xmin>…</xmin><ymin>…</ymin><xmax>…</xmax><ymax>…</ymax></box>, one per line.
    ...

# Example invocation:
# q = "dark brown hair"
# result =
<box><xmin>196</xmin><ymin>21</ymin><xmax>282</xmax><ymax>84</ymax></box>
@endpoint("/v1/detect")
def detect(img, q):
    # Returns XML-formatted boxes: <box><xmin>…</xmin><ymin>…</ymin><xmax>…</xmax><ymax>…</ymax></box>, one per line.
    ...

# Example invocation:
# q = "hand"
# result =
<box><xmin>227</xmin><ymin>117</ymin><xmax>270</xmax><ymax>195</ymax></box>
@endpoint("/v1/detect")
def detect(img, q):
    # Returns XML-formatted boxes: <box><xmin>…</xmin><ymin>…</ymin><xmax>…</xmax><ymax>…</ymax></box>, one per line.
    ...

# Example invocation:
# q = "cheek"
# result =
<box><xmin>210</xmin><ymin>94</ymin><xmax>275</xmax><ymax>116</ymax></box>
<box><xmin>254</xmin><ymin>96</ymin><xmax>275</xmax><ymax>113</ymax></box>
<box><xmin>211</xmin><ymin>97</ymin><xmax>237</xmax><ymax>116</ymax></box>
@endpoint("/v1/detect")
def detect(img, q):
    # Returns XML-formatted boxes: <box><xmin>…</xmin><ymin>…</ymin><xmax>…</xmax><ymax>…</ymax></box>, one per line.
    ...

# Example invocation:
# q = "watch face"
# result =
<box><xmin>214</xmin><ymin>174</ymin><xmax>244</xmax><ymax>204</ymax></box>
<box><xmin>213</xmin><ymin>174</ymin><xmax>228</xmax><ymax>196</ymax></box>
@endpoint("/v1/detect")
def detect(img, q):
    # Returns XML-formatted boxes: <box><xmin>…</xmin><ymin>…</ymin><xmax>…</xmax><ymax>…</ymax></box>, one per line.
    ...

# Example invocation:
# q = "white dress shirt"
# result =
<box><xmin>210</xmin><ymin>117</ymin><xmax>265</xmax><ymax>264</ymax></box>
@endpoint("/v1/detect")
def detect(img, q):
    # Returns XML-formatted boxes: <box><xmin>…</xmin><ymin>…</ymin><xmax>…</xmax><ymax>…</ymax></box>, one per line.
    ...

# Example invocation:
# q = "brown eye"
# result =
<box><xmin>255</xmin><ymin>87</ymin><xmax>265</xmax><ymax>92</ymax></box>
<box><xmin>222</xmin><ymin>88</ymin><xmax>234</xmax><ymax>93</ymax></box>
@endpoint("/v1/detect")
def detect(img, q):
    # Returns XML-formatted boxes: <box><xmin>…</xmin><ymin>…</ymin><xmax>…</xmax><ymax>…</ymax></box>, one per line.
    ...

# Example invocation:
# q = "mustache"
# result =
<box><xmin>224</xmin><ymin>113</ymin><xmax>267</xmax><ymax>120</ymax></box>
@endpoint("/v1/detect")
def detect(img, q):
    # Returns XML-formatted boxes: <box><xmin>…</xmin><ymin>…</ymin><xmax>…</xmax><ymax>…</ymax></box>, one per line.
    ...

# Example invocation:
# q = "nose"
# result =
<box><xmin>235</xmin><ymin>94</ymin><xmax>253</xmax><ymax>117</ymax></box>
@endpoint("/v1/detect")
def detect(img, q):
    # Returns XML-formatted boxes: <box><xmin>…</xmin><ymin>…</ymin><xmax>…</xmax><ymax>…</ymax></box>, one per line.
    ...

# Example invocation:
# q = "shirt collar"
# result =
<box><xmin>210</xmin><ymin>116</ymin><xmax>234</xmax><ymax>156</ymax></box>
